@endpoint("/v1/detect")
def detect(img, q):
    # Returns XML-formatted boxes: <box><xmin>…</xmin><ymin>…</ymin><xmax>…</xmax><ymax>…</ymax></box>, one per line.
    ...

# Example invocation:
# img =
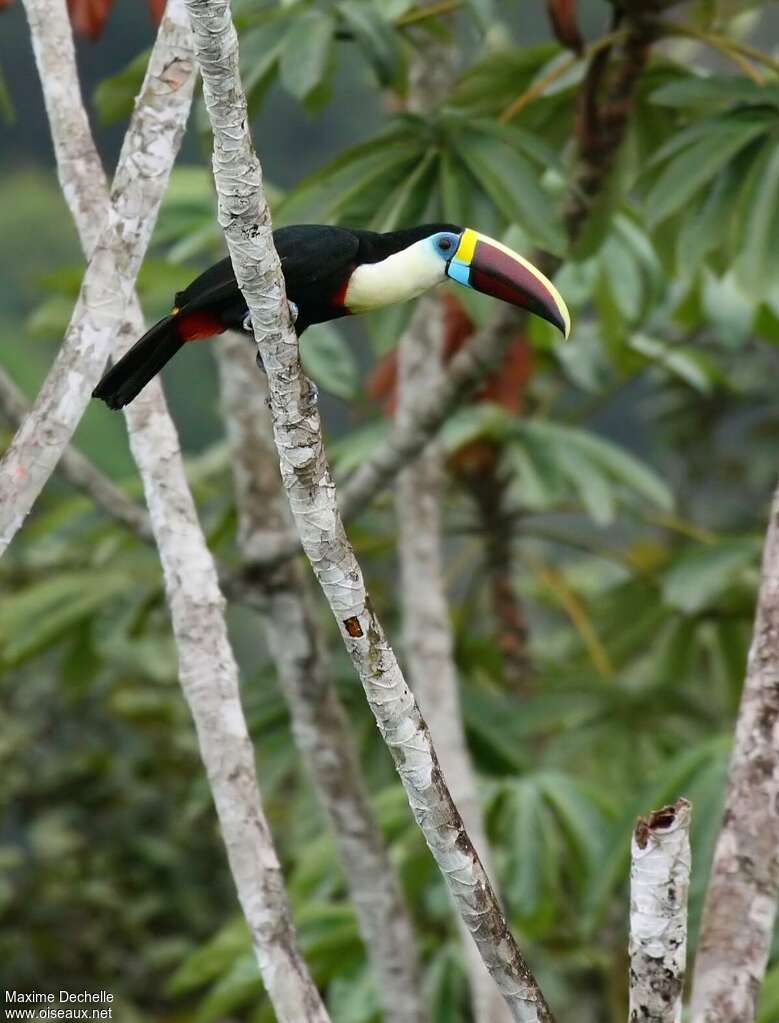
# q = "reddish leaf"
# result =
<box><xmin>546</xmin><ymin>0</ymin><xmax>583</xmax><ymax>54</ymax></box>
<box><xmin>148</xmin><ymin>0</ymin><xmax>166</xmax><ymax>24</ymax></box>
<box><xmin>67</xmin><ymin>0</ymin><xmax>113</xmax><ymax>40</ymax></box>
<box><xmin>0</xmin><ymin>0</ymin><xmax>16</xmax><ymax>9</ymax></box>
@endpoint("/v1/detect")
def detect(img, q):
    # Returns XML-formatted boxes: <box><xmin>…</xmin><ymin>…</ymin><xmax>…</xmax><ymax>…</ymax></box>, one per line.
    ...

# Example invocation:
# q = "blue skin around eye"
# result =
<box><xmin>431</xmin><ymin>232</ymin><xmax>472</xmax><ymax>287</ymax></box>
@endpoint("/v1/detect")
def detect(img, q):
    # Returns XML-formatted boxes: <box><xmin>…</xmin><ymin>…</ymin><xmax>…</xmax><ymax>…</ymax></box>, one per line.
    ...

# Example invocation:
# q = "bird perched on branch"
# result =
<box><xmin>93</xmin><ymin>223</ymin><xmax>570</xmax><ymax>410</ymax></box>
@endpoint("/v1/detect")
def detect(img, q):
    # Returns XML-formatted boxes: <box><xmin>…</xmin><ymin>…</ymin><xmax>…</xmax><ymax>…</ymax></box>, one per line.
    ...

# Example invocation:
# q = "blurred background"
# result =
<box><xmin>2</xmin><ymin>1</ymin><xmax>779</xmax><ymax>1020</ymax></box>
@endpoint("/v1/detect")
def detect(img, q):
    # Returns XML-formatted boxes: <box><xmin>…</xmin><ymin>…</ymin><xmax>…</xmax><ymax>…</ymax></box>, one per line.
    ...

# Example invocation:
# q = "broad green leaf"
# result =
<box><xmin>676</xmin><ymin>154</ymin><xmax>747</xmax><ymax>275</ymax></box>
<box><xmin>440</xmin><ymin>403</ymin><xmax>513</xmax><ymax>453</ymax></box>
<box><xmin>646</xmin><ymin>116</ymin><xmax>771</xmax><ymax>226</ymax></box>
<box><xmin>505</xmin><ymin>781</ymin><xmax>558</xmax><ymax>920</ymax></box>
<box><xmin>93</xmin><ymin>50</ymin><xmax>149</xmax><ymax>126</ymax></box>
<box><xmin>0</xmin><ymin>64</ymin><xmax>14</xmax><ymax>125</ymax></box>
<box><xmin>539</xmin><ymin>772</ymin><xmax>611</xmax><ymax>871</ymax></box>
<box><xmin>662</xmin><ymin>537</ymin><xmax>760</xmax><ymax>614</ymax></box>
<box><xmin>300</xmin><ymin>323</ymin><xmax>358</xmax><ymax>400</ymax></box>
<box><xmin>553</xmin><ymin>444</ymin><xmax>617</xmax><ymax>525</ymax></box>
<box><xmin>629</xmin><ymin>334</ymin><xmax>717</xmax><ymax>393</ymax></box>
<box><xmin>0</xmin><ymin>570</ymin><xmax>143</xmax><ymax>666</ymax></box>
<box><xmin>439</xmin><ymin>148</ymin><xmax>472</xmax><ymax>227</ymax></box>
<box><xmin>337</xmin><ymin>1</ymin><xmax>402</xmax><ymax>86</ymax></box>
<box><xmin>734</xmin><ymin>137</ymin><xmax>779</xmax><ymax>300</ymax></box>
<box><xmin>516</xmin><ymin>421</ymin><xmax>674</xmax><ymax>513</ymax></box>
<box><xmin>280</xmin><ymin>10</ymin><xmax>335</xmax><ymax>103</ymax></box>
<box><xmin>330</xmin><ymin>421</ymin><xmax>389</xmax><ymax>476</ymax></box>
<box><xmin>451</xmin><ymin>45</ymin><xmax>559</xmax><ymax>117</ymax></box>
<box><xmin>506</xmin><ymin>430</ymin><xmax>568</xmax><ymax>511</ymax></box>
<box><xmin>327</xmin><ymin>967</ymin><xmax>379</xmax><ymax>1023</ymax></box>
<box><xmin>702</xmin><ymin>269</ymin><xmax>754</xmax><ymax>346</ymax></box>
<box><xmin>456</xmin><ymin>130</ymin><xmax>566</xmax><ymax>254</ymax></box>
<box><xmin>651</xmin><ymin>74</ymin><xmax>779</xmax><ymax>109</ymax></box>
<box><xmin>427</xmin><ymin>946</ymin><xmax>468</xmax><ymax>1023</ymax></box>
<box><xmin>757</xmin><ymin>963</ymin><xmax>779</xmax><ymax>1023</ymax></box>
<box><xmin>240</xmin><ymin>15</ymin><xmax>290</xmax><ymax>109</ymax></box>
<box><xmin>195</xmin><ymin>953</ymin><xmax>261</xmax><ymax>1023</ymax></box>
<box><xmin>167</xmin><ymin>918</ymin><xmax>249</xmax><ymax>995</ymax></box>
<box><xmin>369</xmin><ymin>149</ymin><xmax>437</xmax><ymax>232</ymax></box>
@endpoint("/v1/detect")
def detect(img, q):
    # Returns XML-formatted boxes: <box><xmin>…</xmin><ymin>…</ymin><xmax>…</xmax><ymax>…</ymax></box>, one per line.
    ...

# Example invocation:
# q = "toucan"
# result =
<box><xmin>92</xmin><ymin>224</ymin><xmax>570</xmax><ymax>410</ymax></box>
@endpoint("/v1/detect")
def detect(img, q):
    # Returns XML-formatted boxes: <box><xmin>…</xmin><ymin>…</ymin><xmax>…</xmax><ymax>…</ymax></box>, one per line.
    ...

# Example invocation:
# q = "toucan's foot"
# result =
<box><xmin>256</xmin><ymin>350</ymin><xmax>266</xmax><ymax>374</ymax></box>
<box><xmin>288</xmin><ymin>300</ymin><xmax>299</xmax><ymax>324</ymax></box>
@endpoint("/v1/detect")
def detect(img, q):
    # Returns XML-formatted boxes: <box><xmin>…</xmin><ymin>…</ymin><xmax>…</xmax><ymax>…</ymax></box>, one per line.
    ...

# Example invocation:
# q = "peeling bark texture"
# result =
<box><xmin>0</xmin><ymin>0</ymin><xmax>194</xmax><ymax>557</ymax></box>
<box><xmin>629</xmin><ymin>799</ymin><xmax>691</xmax><ymax>1023</ymax></box>
<box><xmin>186</xmin><ymin>1</ymin><xmax>554</xmax><ymax>1019</ymax></box>
<box><xmin>397</xmin><ymin>300</ymin><xmax>514</xmax><ymax>1023</ymax></box>
<box><xmin>216</xmin><ymin>333</ymin><xmax>427</xmax><ymax>1023</ymax></box>
<box><xmin>690</xmin><ymin>483</ymin><xmax>779</xmax><ymax>1023</ymax></box>
<box><xmin>0</xmin><ymin>365</ymin><xmax>152</xmax><ymax>544</ymax></box>
<box><xmin>18</xmin><ymin>6</ymin><xmax>329</xmax><ymax>1022</ymax></box>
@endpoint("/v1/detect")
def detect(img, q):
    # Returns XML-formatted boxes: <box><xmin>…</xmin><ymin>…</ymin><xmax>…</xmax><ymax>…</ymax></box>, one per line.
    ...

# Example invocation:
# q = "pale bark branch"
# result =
<box><xmin>690</xmin><ymin>481</ymin><xmax>779</xmax><ymax>1023</ymax></box>
<box><xmin>19</xmin><ymin>5</ymin><xmax>329</xmax><ymax>1021</ymax></box>
<box><xmin>0</xmin><ymin>365</ymin><xmax>152</xmax><ymax>543</ymax></box>
<box><xmin>629</xmin><ymin>799</ymin><xmax>691</xmax><ymax>1023</ymax></box>
<box><xmin>186</xmin><ymin>0</ymin><xmax>554</xmax><ymax>1018</ymax></box>
<box><xmin>0</xmin><ymin>0</ymin><xmax>193</xmax><ymax>556</ymax></box>
<box><xmin>399</xmin><ymin>29</ymin><xmax>514</xmax><ymax>1019</ymax></box>
<box><xmin>216</xmin><ymin>333</ymin><xmax>426</xmax><ymax>1023</ymax></box>
<box><xmin>397</xmin><ymin>299</ymin><xmax>514</xmax><ymax>1023</ymax></box>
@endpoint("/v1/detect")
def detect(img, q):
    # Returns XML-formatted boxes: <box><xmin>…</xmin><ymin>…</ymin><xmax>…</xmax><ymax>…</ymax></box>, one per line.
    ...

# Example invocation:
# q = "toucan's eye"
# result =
<box><xmin>434</xmin><ymin>232</ymin><xmax>458</xmax><ymax>257</ymax></box>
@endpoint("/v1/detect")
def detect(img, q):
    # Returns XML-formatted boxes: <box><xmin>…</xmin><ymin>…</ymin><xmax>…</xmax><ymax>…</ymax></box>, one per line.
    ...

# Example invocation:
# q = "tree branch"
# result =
<box><xmin>690</xmin><ymin>481</ymin><xmax>779</xmax><ymax>1023</ymax></box>
<box><xmin>629</xmin><ymin>799</ymin><xmax>691</xmax><ymax>1023</ymax></box>
<box><xmin>0</xmin><ymin>365</ymin><xmax>152</xmax><ymax>543</ymax></box>
<box><xmin>185</xmin><ymin>0</ymin><xmax>555</xmax><ymax>1018</ymax></box>
<box><xmin>0</xmin><ymin>0</ymin><xmax>191</xmax><ymax>556</ymax></box>
<box><xmin>397</xmin><ymin>299</ymin><xmax>514</xmax><ymax>1023</ymax></box>
<box><xmin>216</xmin><ymin>333</ymin><xmax>427</xmax><ymax>1023</ymax></box>
<box><xmin>18</xmin><ymin>4</ymin><xmax>329</xmax><ymax>1020</ymax></box>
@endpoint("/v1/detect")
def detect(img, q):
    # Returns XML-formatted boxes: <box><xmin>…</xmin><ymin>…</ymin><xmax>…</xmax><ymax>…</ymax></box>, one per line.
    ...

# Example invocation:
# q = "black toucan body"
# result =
<box><xmin>93</xmin><ymin>223</ymin><xmax>570</xmax><ymax>410</ymax></box>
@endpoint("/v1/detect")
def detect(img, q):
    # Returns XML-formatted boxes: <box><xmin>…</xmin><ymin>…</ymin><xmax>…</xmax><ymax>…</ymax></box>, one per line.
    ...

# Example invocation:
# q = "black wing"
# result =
<box><xmin>174</xmin><ymin>226</ymin><xmax>361</xmax><ymax>329</ymax></box>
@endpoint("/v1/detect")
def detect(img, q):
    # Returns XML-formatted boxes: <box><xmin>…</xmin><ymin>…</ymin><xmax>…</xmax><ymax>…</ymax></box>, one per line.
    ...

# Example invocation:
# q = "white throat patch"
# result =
<box><xmin>343</xmin><ymin>237</ymin><xmax>447</xmax><ymax>313</ymax></box>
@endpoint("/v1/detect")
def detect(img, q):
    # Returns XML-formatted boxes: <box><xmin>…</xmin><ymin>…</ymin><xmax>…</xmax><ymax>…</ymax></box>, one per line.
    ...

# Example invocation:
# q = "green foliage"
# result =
<box><xmin>6</xmin><ymin>1</ymin><xmax>779</xmax><ymax>1021</ymax></box>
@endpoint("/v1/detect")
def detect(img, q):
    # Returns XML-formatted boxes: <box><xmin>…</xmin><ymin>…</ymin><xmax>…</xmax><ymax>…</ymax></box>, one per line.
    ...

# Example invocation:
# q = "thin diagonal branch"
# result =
<box><xmin>185</xmin><ymin>0</ymin><xmax>554</xmax><ymax>1018</ymax></box>
<box><xmin>690</xmin><ymin>480</ymin><xmax>779</xmax><ymax>1023</ymax></box>
<box><xmin>19</xmin><ymin>4</ymin><xmax>329</xmax><ymax>1020</ymax></box>
<box><xmin>629</xmin><ymin>799</ymin><xmax>691</xmax><ymax>1023</ymax></box>
<box><xmin>0</xmin><ymin>365</ymin><xmax>152</xmax><ymax>543</ymax></box>
<box><xmin>0</xmin><ymin>1</ymin><xmax>191</xmax><ymax>556</ymax></box>
<box><xmin>216</xmin><ymin>333</ymin><xmax>427</xmax><ymax>1023</ymax></box>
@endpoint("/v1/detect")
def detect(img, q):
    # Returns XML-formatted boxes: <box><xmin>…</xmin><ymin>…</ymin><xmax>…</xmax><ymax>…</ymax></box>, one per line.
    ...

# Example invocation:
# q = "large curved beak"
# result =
<box><xmin>446</xmin><ymin>229</ymin><xmax>570</xmax><ymax>339</ymax></box>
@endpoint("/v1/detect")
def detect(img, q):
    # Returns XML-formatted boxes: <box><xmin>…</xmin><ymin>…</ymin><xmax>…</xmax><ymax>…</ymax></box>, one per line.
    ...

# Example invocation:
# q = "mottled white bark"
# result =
<box><xmin>690</xmin><ymin>482</ymin><xmax>779</xmax><ymax>1023</ymax></box>
<box><xmin>0</xmin><ymin>0</ymin><xmax>192</xmax><ymax>556</ymax></box>
<box><xmin>629</xmin><ymin>799</ymin><xmax>691</xmax><ymax>1023</ymax></box>
<box><xmin>186</xmin><ymin>1</ymin><xmax>554</xmax><ymax>1018</ymax></box>
<box><xmin>216</xmin><ymin>333</ymin><xmax>426</xmax><ymax>1023</ymax></box>
<box><xmin>19</xmin><ymin>6</ymin><xmax>330</xmax><ymax>1021</ymax></box>
<box><xmin>0</xmin><ymin>365</ymin><xmax>152</xmax><ymax>543</ymax></box>
<box><xmin>397</xmin><ymin>302</ymin><xmax>514</xmax><ymax>1023</ymax></box>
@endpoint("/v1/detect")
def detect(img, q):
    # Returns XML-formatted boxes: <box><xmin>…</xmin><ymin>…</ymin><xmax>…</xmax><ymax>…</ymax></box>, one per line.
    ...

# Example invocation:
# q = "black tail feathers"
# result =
<box><xmin>92</xmin><ymin>315</ymin><xmax>183</xmax><ymax>410</ymax></box>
